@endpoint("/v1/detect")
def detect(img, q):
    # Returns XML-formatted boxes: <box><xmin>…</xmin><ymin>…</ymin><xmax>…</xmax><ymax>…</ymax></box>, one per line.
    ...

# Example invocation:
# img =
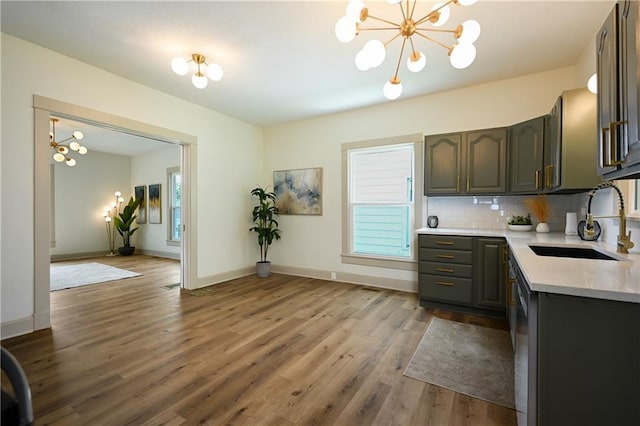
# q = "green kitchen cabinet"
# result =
<box><xmin>509</xmin><ymin>116</ymin><xmax>545</xmax><ymax>194</ymax></box>
<box><xmin>474</xmin><ymin>237</ymin><xmax>506</xmax><ymax>311</ymax></box>
<box><xmin>596</xmin><ymin>0</ymin><xmax>640</xmax><ymax>179</ymax></box>
<box><xmin>424</xmin><ymin>128</ymin><xmax>507</xmax><ymax>196</ymax></box>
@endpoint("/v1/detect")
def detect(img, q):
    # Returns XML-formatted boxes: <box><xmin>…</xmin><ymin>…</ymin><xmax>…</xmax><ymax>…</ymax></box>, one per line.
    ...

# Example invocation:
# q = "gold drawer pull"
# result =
<box><xmin>436</xmin><ymin>254</ymin><xmax>454</xmax><ymax>259</ymax></box>
<box><xmin>435</xmin><ymin>268</ymin><xmax>454</xmax><ymax>273</ymax></box>
<box><xmin>436</xmin><ymin>241</ymin><xmax>454</xmax><ymax>245</ymax></box>
<box><xmin>436</xmin><ymin>281</ymin><xmax>455</xmax><ymax>287</ymax></box>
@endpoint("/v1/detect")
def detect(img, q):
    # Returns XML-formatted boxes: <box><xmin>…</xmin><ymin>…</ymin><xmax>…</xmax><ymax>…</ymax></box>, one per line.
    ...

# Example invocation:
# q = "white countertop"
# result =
<box><xmin>417</xmin><ymin>227</ymin><xmax>640</xmax><ymax>304</ymax></box>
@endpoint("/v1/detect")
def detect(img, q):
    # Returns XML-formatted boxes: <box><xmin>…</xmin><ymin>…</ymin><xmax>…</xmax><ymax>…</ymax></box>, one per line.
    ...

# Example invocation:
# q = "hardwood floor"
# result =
<box><xmin>2</xmin><ymin>254</ymin><xmax>516</xmax><ymax>425</ymax></box>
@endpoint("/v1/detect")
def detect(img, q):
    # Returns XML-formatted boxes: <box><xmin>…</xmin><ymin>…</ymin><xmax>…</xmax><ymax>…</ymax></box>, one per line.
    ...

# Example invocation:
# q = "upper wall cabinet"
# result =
<box><xmin>509</xmin><ymin>88</ymin><xmax>600</xmax><ymax>195</ymax></box>
<box><xmin>425</xmin><ymin>128</ymin><xmax>507</xmax><ymax>196</ymax></box>
<box><xmin>597</xmin><ymin>0</ymin><xmax>640</xmax><ymax>179</ymax></box>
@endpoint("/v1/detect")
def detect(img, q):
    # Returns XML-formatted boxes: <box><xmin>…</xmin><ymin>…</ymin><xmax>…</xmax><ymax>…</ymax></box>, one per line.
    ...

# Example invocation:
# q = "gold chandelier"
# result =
<box><xmin>50</xmin><ymin>118</ymin><xmax>87</xmax><ymax>167</ymax></box>
<box><xmin>335</xmin><ymin>0</ymin><xmax>480</xmax><ymax>100</ymax></box>
<box><xmin>171</xmin><ymin>53</ymin><xmax>223</xmax><ymax>89</ymax></box>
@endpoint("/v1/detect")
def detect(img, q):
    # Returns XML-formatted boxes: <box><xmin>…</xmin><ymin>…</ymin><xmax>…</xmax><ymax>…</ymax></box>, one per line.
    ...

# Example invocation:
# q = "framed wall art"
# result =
<box><xmin>148</xmin><ymin>183</ymin><xmax>162</xmax><ymax>224</ymax></box>
<box><xmin>134</xmin><ymin>185</ymin><xmax>146</xmax><ymax>224</ymax></box>
<box><xmin>273</xmin><ymin>167</ymin><xmax>322</xmax><ymax>215</ymax></box>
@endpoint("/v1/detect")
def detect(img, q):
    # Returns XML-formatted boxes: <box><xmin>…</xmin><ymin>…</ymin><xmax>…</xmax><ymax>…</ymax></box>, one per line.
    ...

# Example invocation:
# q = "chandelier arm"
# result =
<box><xmin>415</xmin><ymin>27</ymin><xmax>457</xmax><ymax>34</ymax></box>
<box><xmin>415</xmin><ymin>0</ymin><xmax>455</xmax><ymax>26</ymax></box>
<box><xmin>392</xmin><ymin>38</ymin><xmax>408</xmax><ymax>81</ymax></box>
<box><xmin>384</xmin><ymin>31</ymin><xmax>405</xmax><ymax>48</ymax></box>
<box><xmin>413</xmin><ymin>31</ymin><xmax>452</xmax><ymax>51</ymax></box>
<box><xmin>365</xmin><ymin>13</ymin><xmax>402</xmax><ymax>28</ymax></box>
<box><xmin>407</xmin><ymin>0</ymin><xmax>417</xmax><ymax>20</ymax></box>
<box><xmin>358</xmin><ymin>26</ymin><xmax>402</xmax><ymax>32</ymax></box>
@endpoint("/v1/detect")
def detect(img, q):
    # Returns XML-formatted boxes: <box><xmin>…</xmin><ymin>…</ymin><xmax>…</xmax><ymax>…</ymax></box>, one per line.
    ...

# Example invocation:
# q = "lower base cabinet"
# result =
<box><xmin>418</xmin><ymin>235</ymin><xmax>506</xmax><ymax>315</ymax></box>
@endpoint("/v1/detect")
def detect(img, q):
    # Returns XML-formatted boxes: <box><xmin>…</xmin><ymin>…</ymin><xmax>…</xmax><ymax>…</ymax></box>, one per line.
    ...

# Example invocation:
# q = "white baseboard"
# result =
<box><xmin>138</xmin><ymin>249</ymin><xmax>180</xmax><ymax>260</ymax></box>
<box><xmin>190</xmin><ymin>266</ymin><xmax>255</xmax><ymax>290</ymax></box>
<box><xmin>1</xmin><ymin>316</ymin><xmax>34</xmax><ymax>340</ymax></box>
<box><xmin>50</xmin><ymin>251</ymin><xmax>110</xmax><ymax>262</ymax></box>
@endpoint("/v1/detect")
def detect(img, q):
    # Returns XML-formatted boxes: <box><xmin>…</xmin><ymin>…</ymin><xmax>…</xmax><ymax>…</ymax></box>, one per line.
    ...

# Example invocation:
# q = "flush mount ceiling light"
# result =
<box><xmin>50</xmin><ymin>118</ymin><xmax>87</xmax><ymax>167</ymax></box>
<box><xmin>171</xmin><ymin>53</ymin><xmax>223</xmax><ymax>89</ymax></box>
<box><xmin>335</xmin><ymin>0</ymin><xmax>480</xmax><ymax>100</ymax></box>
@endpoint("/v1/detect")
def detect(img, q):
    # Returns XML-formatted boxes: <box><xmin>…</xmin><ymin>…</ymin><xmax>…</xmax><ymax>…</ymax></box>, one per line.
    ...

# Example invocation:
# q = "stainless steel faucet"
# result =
<box><xmin>586</xmin><ymin>182</ymin><xmax>635</xmax><ymax>253</ymax></box>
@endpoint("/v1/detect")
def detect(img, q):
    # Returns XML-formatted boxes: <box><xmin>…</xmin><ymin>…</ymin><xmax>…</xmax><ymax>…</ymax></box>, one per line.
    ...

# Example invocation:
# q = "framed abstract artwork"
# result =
<box><xmin>273</xmin><ymin>167</ymin><xmax>322</xmax><ymax>215</ymax></box>
<box><xmin>134</xmin><ymin>185</ymin><xmax>146</xmax><ymax>224</ymax></box>
<box><xmin>148</xmin><ymin>183</ymin><xmax>162</xmax><ymax>224</ymax></box>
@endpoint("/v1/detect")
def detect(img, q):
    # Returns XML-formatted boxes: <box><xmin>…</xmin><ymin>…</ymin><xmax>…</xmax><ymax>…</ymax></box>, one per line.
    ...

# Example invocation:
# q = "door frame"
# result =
<box><xmin>33</xmin><ymin>95</ymin><xmax>198</xmax><ymax>331</ymax></box>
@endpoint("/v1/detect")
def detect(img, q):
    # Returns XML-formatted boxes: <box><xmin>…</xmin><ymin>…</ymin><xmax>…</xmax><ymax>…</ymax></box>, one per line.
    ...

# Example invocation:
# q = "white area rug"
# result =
<box><xmin>404</xmin><ymin>317</ymin><xmax>515</xmax><ymax>409</ymax></box>
<box><xmin>50</xmin><ymin>262</ymin><xmax>141</xmax><ymax>291</ymax></box>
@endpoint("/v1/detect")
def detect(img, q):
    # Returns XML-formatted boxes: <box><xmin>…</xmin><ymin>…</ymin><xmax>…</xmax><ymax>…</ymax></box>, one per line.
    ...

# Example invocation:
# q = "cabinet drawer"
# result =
<box><xmin>419</xmin><ymin>235</ymin><xmax>473</xmax><ymax>250</ymax></box>
<box><xmin>419</xmin><ymin>274</ymin><xmax>473</xmax><ymax>305</ymax></box>
<box><xmin>419</xmin><ymin>261</ymin><xmax>472</xmax><ymax>278</ymax></box>
<box><xmin>419</xmin><ymin>248</ymin><xmax>472</xmax><ymax>264</ymax></box>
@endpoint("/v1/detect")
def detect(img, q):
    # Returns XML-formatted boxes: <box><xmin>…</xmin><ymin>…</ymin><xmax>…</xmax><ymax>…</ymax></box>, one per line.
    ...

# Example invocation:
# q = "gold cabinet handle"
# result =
<box><xmin>435</xmin><ymin>268</ymin><xmax>454</xmax><ymax>273</ymax></box>
<box><xmin>544</xmin><ymin>165</ymin><xmax>553</xmax><ymax>188</ymax></box>
<box><xmin>456</xmin><ymin>175</ymin><xmax>460</xmax><ymax>192</ymax></box>
<box><xmin>435</xmin><ymin>241</ymin><xmax>454</xmax><ymax>245</ymax></box>
<box><xmin>466</xmin><ymin>176</ymin><xmax>470</xmax><ymax>192</ymax></box>
<box><xmin>507</xmin><ymin>278</ymin><xmax>516</xmax><ymax>306</ymax></box>
<box><xmin>610</xmin><ymin>120</ymin><xmax>626</xmax><ymax>166</ymax></box>
<box><xmin>601</xmin><ymin>126</ymin><xmax>610</xmax><ymax>167</ymax></box>
<box><xmin>436</xmin><ymin>281</ymin><xmax>455</xmax><ymax>287</ymax></box>
<box><xmin>436</xmin><ymin>254</ymin><xmax>454</xmax><ymax>259</ymax></box>
<box><xmin>535</xmin><ymin>170</ymin><xmax>540</xmax><ymax>190</ymax></box>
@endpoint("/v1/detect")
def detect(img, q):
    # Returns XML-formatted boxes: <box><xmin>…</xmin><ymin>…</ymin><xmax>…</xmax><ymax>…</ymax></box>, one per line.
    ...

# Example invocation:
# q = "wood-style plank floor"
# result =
<box><xmin>2</xmin><ymin>254</ymin><xmax>516</xmax><ymax>425</ymax></box>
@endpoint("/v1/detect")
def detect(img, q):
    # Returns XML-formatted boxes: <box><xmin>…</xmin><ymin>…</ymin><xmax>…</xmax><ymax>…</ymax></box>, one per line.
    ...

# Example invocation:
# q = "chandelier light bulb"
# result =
<box><xmin>53</xmin><ymin>153</ymin><xmax>65</xmax><ymax>162</ymax></box>
<box><xmin>206</xmin><ymin>63</ymin><xmax>224</xmax><ymax>81</ymax></box>
<box><xmin>66</xmin><ymin>158</ymin><xmax>76</xmax><ymax>167</ymax></box>
<box><xmin>363</xmin><ymin>39</ymin><xmax>386</xmax><ymax>68</ymax></box>
<box><xmin>192</xmin><ymin>73</ymin><xmax>208</xmax><ymax>89</ymax></box>
<box><xmin>72</xmin><ymin>130</ymin><xmax>84</xmax><ymax>140</ymax></box>
<box><xmin>118</xmin><ymin>197</ymin><xmax>125</xmax><ymax>203</ymax></box>
<box><xmin>58</xmin><ymin>146</ymin><xmax>69</xmax><ymax>155</ymax></box>
<box><xmin>346</xmin><ymin>0</ymin><xmax>365</xmax><ymax>22</ymax></box>
<box><xmin>430</xmin><ymin>2</ymin><xmax>450</xmax><ymax>27</ymax></box>
<box><xmin>457</xmin><ymin>20</ymin><xmax>481</xmax><ymax>44</ymax></box>
<box><xmin>458</xmin><ymin>0</ymin><xmax>478</xmax><ymax>5</ymax></box>
<box><xmin>386</xmin><ymin>0</ymin><xmax>402</xmax><ymax>4</ymax></box>
<box><xmin>407</xmin><ymin>51</ymin><xmax>426</xmax><ymax>72</ymax></box>
<box><xmin>115</xmin><ymin>191</ymin><xmax>122</xmax><ymax>197</ymax></box>
<box><xmin>171</xmin><ymin>57</ymin><xmax>189</xmax><ymax>76</ymax></box>
<box><xmin>588</xmin><ymin>73</ymin><xmax>598</xmax><ymax>94</ymax></box>
<box><xmin>105</xmin><ymin>216</ymin><xmax>112</xmax><ymax>223</ymax></box>
<box><xmin>69</xmin><ymin>141</ymin><xmax>80</xmax><ymax>151</ymax></box>
<box><xmin>383</xmin><ymin>78</ymin><xmax>403</xmax><ymax>100</ymax></box>
<box><xmin>78</xmin><ymin>146</ymin><xmax>88</xmax><ymax>155</ymax></box>
<box><xmin>450</xmin><ymin>43</ymin><xmax>476</xmax><ymax>69</ymax></box>
<box><xmin>355</xmin><ymin>49</ymin><xmax>371</xmax><ymax>71</ymax></box>
<box><xmin>335</xmin><ymin>16</ymin><xmax>357</xmax><ymax>43</ymax></box>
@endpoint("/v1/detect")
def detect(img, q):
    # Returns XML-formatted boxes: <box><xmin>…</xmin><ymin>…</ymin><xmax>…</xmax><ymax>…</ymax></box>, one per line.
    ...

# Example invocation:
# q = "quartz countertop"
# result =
<box><xmin>416</xmin><ymin>227</ymin><xmax>640</xmax><ymax>304</ymax></box>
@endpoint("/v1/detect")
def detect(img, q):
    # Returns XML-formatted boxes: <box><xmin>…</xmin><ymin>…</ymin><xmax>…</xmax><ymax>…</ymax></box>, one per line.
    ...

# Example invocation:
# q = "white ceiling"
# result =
<box><xmin>2</xmin><ymin>1</ymin><xmax>615</xmax><ymax>154</ymax></box>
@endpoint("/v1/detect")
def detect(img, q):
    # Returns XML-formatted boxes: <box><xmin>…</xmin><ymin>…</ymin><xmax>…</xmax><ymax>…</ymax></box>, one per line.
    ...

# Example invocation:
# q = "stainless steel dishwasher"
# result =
<box><xmin>510</xmin><ymin>254</ymin><xmax>537</xmax><ymax>426</ymax></box>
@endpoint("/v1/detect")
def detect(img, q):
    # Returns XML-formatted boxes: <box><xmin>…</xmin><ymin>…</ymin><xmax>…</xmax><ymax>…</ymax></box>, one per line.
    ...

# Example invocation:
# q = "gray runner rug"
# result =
<box><xmin>404</xmin><ymin>317</ymin><xmax>515</xmax><ymax>409</ymax></box>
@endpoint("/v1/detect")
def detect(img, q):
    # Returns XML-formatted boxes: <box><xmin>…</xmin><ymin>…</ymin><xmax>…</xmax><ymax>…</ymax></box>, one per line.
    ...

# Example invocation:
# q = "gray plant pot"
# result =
<box><xmin>256</xmin><ymin>261</ymin><xmax>271</xmax><ymax>278</ymax></box>
<box><xmin>118</xmin><ymin>246</ymin><xmax>136</xmax><ymax>256</ymax></box>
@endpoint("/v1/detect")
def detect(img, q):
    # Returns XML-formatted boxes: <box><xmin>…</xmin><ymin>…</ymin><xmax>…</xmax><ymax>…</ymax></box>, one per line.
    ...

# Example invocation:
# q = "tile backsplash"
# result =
<box><xmin>424</xmin><ymin>193</ymin><xmax>590</xmax><ymax>232</ymax></box>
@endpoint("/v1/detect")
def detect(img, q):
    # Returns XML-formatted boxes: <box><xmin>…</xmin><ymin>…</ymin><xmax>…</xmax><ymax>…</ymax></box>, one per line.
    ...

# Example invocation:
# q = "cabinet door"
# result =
<box><xmin>466</xmin><ymin>128</ymin><xmax>507</xmax><ymax>194</ymax></box>
<box><xmin>597</xmin><ymin>4</ymin><xmax>622</xmax><ymax>175</ymax></box>
<box><xmin>544</xmin><ymin>97</ymin><xmax>561</xmax><ymax>190</ymax></box>
<box><xmin>621</xmin><ymin>0</ymin><xmax>640</xmax><ymax>171</ymax></box>
<box><xmin>474</xmin><ymin>238</ymin><xmax>506</xmax><ymax>311</ymax></box>
<box><xmin>424</xmin><ymin>133</ymin><xmax>463</xmax><ymax>195</ymax></box>
<box><xmin>509</xmin><ymin>117</ymin><xmax>544</xmax><ymax>193</ymax></box>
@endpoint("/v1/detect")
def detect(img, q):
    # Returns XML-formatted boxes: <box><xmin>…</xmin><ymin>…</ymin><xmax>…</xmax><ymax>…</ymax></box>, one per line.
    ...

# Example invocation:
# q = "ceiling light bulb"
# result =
<box><xmin>171</xmin><ymin>57</ymin><xmax>189</xmax><ymax>76</ymax></box>
<box><xmin>458</xmin><ymin>0</ymin><xmax>478</xmax><ymax>5</ymax></box>
<box><xmin>407</xmin><ymin>51</ymin><xmax>426</xmax><ymax>72</ymax></box>
<box><xmin>192</xmin><ymin>73</ymin><xmax>208</xmax><ymax>89</ymax></box>
<box><xmin>118</xmin><ymin>197</ymin><xmax>125</xmax><ymax>203</ymax></box>
<box><xmin>457</xmin><ymin>20</ymin><xmax>481</xmax><ymax>44</ymax></box>
<box><xmin>335</xmin><ymin>16</ymin><xmax>357</xmax><ymax>43</ymax></box>
<box><xmin>362</xmin><ymin>39</ymin><xmax>386</xmax><ymax>68</ymax></box>
<box><xmin>588</xmin><ymin>73</ymin><xmax>598</xmax><ymax>94</ymax></box>
<box><xmin>383</xmin><ymin>78</ymin><xmax>402</xmax><ymax>100</ymax></box>
<box><xmin>450</xmin><ymin>43</ymin><xmax>476</xmax><ymax>69</ymax></box>
<box><xmin>386</xmin><ymin>0</ymin><xmax>402</xmax><ymax>4</ymax></box>
<box><xmin>430</xmin><ymin>2</ymin><xmax>450</xmax><ymax>27</ymax></box>
<box><xmin>72</xmin><ymin>130</ymin><xmax>84</xmax><ymax>140</ymax></box>
<box><xmin>70</xmin><ymin>141</ymin><xmax>80</xmax><ymax>151</ymax></box>
<box><xmin>355</xmin><ymin>50</ymin><xmax>371</xmax><ymax>71</ymax></box>
<box><xmin>58</xmin><ymin>146</ymin><xmax>69</xmax><ymax>155</ymax></box>
<box><xmin>206</xmin><ymin>63</ymin><xmax>223</xmax><ymax>81</ymax></box>
<box><xmin>53</xmin><ymin>153</ymin><xmax>65</xmax><ymax>162</ymax></box>
<box><xmin>115</xmin><ymin>191</ymin><xmax>122</xmax><ymax>197</ymax></box>
<box><xmin>66</xmin><ymin>158</ymin><xmax>76</xmax><ymax>167</ymax></box>
<box><xmin>105</xmin><ymin>216</ymin><xmax>112</xmax><ymax>223</ymax></box>
<box><xmin>346</xmin><ymin>0</ymin><xmax>365</xmax><ymax>22</ymax></box>
<box><xmin>78</xmin><ymin>146</ymin><xmax>88</xmax><ymax>155</ymax></box>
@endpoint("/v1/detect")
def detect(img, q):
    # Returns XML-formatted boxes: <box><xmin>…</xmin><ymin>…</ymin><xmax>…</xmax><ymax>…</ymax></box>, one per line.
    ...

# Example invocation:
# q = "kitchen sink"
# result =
<box><xmin>528</xmin><ymin>245</ymin><xmax>619</xmax><ymax>261</ymax></box>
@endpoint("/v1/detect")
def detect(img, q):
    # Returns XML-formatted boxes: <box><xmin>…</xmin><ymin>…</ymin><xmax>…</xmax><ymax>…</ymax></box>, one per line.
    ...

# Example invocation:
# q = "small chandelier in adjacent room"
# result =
<box><xmin>171</xmin><ymin>53</ymin><xmax>223</xmax><ymax>89</ymax></box>
<box><xmin>335</xmin><ymin>0</ymin><xmax>481</xmax><ymax>100</ymax></box>
<box><xmin>50</xmin><ymin>118</ymin><xmax>88</xmax><ymax>167</ymax></box>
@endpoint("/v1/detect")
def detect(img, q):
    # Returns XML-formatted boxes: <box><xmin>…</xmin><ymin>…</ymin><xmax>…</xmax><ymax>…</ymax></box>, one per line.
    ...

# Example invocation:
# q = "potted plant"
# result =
<box><xmin>114</xmin><ymin>196</ymin><xmax>143</xmax><ymax>256</ymax></box>
<box><xmin>508</xmin><ymin>213</ymin><xmax>533</xmax><ymax>231</ymax></box>
<box><xmin>249</xmin><ymin>186</ymin><xmax>281</xmax><ymax>277</ymax></box>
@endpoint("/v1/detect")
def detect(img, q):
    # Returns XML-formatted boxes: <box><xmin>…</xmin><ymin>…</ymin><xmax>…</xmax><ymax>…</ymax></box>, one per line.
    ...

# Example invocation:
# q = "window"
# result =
<box><xmin>621</xmin><ymin>178</ymin><xmax>640</xmax><ymax>219</ymax></box>
<box><xmin>341</xmin><ymin>134</ymin><xmax>423</xmax><ymax>270</ymax></box>
<box><xmin>168</xmin><ymin>167</ymin><xmax>181</xmax><ymax>242</ymax></box>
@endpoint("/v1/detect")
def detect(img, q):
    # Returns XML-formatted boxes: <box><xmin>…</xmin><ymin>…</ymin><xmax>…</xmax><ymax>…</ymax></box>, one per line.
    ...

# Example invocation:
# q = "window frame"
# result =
<box><xmin>619</xmin><ymin>178</ymin><xmax>640</xmax><ymax>220</ymax></box>
<box><xmin>341</xmin><ymin>134</ymin><xmax>423</xmax><ymax>270</ymax></box>
<box><xmin>167</xmin><ymin>166</ymin><xmax>181</xmax><ymax>245</ymax></box>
